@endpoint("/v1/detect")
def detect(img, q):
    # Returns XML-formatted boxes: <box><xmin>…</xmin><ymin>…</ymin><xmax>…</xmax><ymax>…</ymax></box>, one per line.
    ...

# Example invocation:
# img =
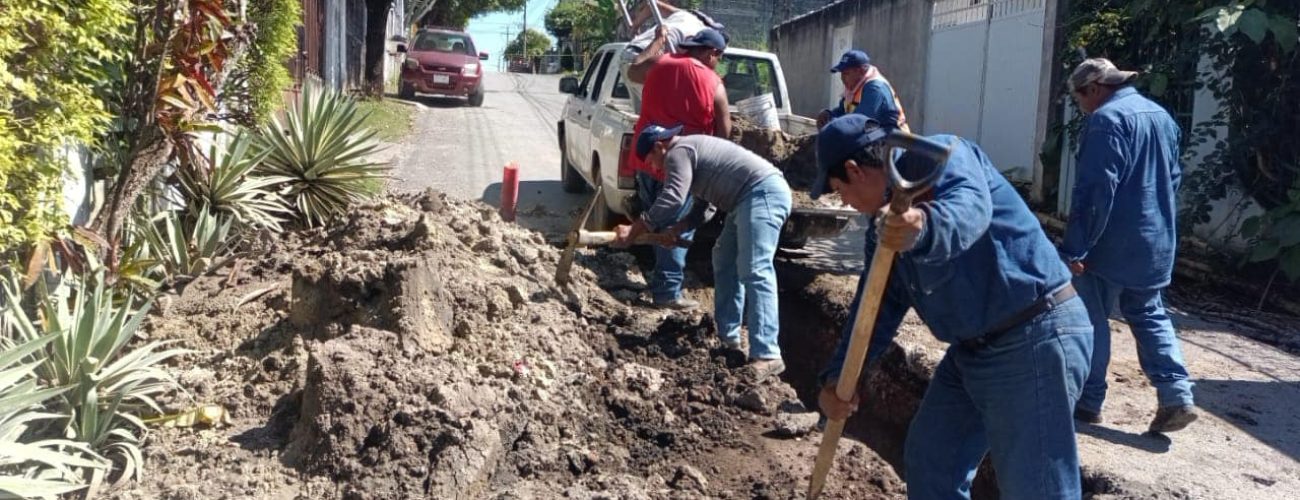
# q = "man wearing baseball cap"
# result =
<box><xmin>815</xmin><ymin>49</ymin><xmax>910</xmax><ymax>132</ymax></box>
<box><xmin>813</xmin><ymin>114</ymin><xmax>1093</xmax><ymax>499</ymax></box>
<box><xmin>619</xmin><ymin>1</ymin><xmax>725</xmax><ymax>112</ymax></box>
<box><xmin>1063</xmin><ymin>57</ymin><xmax>1196</xmax><ymax>432</ymax></box>
<box><xmin>627</xmin><ymin>27</ymin><xmax>732</xmax><ymax>310</ymax></box>
<box><xmin>614</xmin><ymin>125</ymin><xmax>792</xmax><ymax>381</ymax></box>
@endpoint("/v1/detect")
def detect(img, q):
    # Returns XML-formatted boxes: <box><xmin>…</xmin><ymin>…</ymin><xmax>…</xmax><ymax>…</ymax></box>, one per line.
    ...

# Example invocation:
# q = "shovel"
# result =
<box><xmin>806</xmin><ymin>131</ymin><xmax>954</xmax><ymax>499</ymax></box>
<box><xmin>554</xmin><ymin>185</ymin><xmax>685</xmax><ymax>285</ymax></box>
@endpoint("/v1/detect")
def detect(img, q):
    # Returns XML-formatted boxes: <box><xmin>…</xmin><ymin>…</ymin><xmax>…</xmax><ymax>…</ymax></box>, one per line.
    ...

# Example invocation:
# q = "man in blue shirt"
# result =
<box><xmin>1063</xmin><ymin>58</ymin><xmax>1196</xmax><ymax>433</ymax></box>
<box><xmin>815</xmin><ymin>50</ymin><xmax>909</xmax><ymax>132</ymax></box>
<box><xmin>814</xmin><ymin>115</ymin><xmax>1092</xmax><ymax>499</ymax></box>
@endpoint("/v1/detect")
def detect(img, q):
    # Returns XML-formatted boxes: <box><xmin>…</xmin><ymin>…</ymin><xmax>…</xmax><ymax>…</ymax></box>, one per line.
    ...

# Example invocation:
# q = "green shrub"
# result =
<box><xmin>179</xmin><ymin>130</ymin><xmax>288</xmax><ymax>232</ymax></box>
<box><xmin>256</xmin><ymin>83</ymin><xmax>389</xmax><ymax>227</ymax></box>
<box><xmin>243</xmin><ymin>0</ymin><xmax>302</xmax><ymax>124</ymax></box>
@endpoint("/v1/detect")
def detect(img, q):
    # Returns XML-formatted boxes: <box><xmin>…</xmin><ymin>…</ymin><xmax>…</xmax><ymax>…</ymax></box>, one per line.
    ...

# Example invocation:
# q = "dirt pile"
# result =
<box><xmin>115</xmin><ymin>190</ymin><xmax>903</xmax><ymax>499</ymax></box>
<box><xmin>729</xmin><ymin>117</ymin><xmax>819</xmax><ymax>191</ymax></box>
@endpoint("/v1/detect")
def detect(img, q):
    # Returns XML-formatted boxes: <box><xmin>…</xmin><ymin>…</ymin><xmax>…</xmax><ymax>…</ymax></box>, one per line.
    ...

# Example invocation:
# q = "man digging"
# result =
<box><xmin>1063</xmin><ymin>58</ymin><xmax>1197</xmax><ymax>432</ymax></box>
<box><xmin>815</xmin><ymin>115</ymin><xmax>1093</xmax><ymax>499</ymax></box>
<box><xmin>613</xmin><ymin>125</ymin><xmax>790</xmax><ymax>381</ymax></box>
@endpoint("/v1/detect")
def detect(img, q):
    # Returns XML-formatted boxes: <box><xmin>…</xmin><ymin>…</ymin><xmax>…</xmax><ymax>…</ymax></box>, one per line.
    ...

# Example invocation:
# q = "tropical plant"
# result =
<box><xmin>1</xmin><ymin>272</ymin><xmax>187</xmax><ymax>482</ymax></box>
<box><xmin>256</xmin><ymin>83</ymin><xmax>389</xmax><ymax>228</ymax></box>
<box><xmin>506</xmin><ymin>28</ymin><xmax>553</xmax><ymax>59</ymax></box>
<box><xmin>135</xmin><ymin>207</ymin><xmax>237</xmax><ymax>279</ymax></box>
<box><xmin>0</xmin><ymin>331</ymin><xmax>106</xmax><ymax>499</ymax></box>
<box><xmin>237</xmin><ymin>0</ymin><xmax>302</xmax><ymax>124</ymax></box>
<box><xmin>179</xmin><ymin>131</ymin><xmax>288</xmax><ymax>232</ymax></box>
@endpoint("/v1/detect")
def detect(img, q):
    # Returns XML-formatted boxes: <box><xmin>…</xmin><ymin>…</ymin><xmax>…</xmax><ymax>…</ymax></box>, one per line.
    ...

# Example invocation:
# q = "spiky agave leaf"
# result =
<box><xmin>256</xmin><ymin>81</ymin><xmax>389</xmax><ymax>227</ymax></box>
<box><xmin>179</xmin><ymin>129</ymin><xmax>289</xmax><ymax>232</ymax></box>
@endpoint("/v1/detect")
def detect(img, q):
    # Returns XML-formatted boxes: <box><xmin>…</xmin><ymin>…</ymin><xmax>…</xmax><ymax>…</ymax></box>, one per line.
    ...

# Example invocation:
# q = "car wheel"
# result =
<box><xmin>560</xmin><ymin>142</ymin><xmax>586</xmax><ymax>194</ymax></box>
<box><xmin>399</xmin><ymin>81</ymin><xmax>415</xmax><ymax>100</ymax></box>
<box><xmin>468</xmin><ymin>87</ymin><xmax>485</xmax><ymax>107</ymax></box>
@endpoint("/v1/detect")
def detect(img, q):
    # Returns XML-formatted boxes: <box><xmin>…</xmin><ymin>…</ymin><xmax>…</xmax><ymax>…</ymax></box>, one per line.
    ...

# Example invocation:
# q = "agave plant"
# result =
<box><xmin>256</xmin><ymin>81</ymin><xmax>389</xmax><ymax>227</ymax></box>
<box><xmin>0</xmin><ymin>318</ymin><xmax>106</xmax><ymax>499</ymax></box>
<box><xmin>134</xmin><ymin>206</ymin><xmax>236</xmax><ymax>279</ymax></box>
<box><xmin>179</xmin><ymin>130</ymin><xmax>289</xmax><ymax>232</ymax></box>
<box><xmin>1</xmin><ymin>272</ymin><xmax>187</xmax><ymax>483</ymax></box>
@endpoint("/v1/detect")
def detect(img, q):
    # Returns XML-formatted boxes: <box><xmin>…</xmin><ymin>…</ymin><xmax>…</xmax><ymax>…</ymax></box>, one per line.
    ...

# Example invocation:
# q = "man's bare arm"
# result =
<box><xmin>627</xmin><ymin>25</ymin><xmax>669</xmax><ymax>84</ymax></box>
<box><xmin>713</xmin><ymin>81</ymin><xmax>732</xmax><ymax>138</ymax></box>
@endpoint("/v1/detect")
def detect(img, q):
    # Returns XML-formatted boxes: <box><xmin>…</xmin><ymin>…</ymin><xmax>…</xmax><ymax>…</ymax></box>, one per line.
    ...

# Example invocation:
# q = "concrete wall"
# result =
<box><xmin>771</xmin><ymin>0</ymin><xmax>933</xmax><ymax>129</ymax></box>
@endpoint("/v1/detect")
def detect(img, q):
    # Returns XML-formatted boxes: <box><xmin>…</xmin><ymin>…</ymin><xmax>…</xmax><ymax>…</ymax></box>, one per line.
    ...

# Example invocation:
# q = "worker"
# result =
<box><xmin>816</xmin><ymin>50</ymin><xmax>910</xmax><ymax>132</ymax></box>
<box><xmin>628</xmin><ymin>27</ymin><xmax>732</xmax><ymax>310</ymax></box>
<box><xmin>814</xmin><ymin>114</ymin><xmax>1092</xmax><ymax>499</ymax></box>
<box><xmin>1063</xmin><ymin>58</ymin><xmax>1196</xmax><ymax>432</ymax></box>
<box><xmin>614</xmin><ymin>125</ymin><xmax>791</xmax><ymax>381</ymax></box>
<box><xmin>619</xmin><ymin>0</ymin><xmax>724</xmax><ymax>112</ymax></box>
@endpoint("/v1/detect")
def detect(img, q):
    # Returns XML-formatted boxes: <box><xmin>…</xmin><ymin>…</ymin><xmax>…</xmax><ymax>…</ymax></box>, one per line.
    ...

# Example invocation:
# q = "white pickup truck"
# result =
<box><xmin>556</xmin><ymin>42</ymin><xmax>853</xmax><ymax>247</ymax></box>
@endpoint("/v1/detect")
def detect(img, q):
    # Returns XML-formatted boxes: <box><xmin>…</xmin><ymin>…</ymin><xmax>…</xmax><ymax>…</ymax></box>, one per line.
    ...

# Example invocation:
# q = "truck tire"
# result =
<box><xmin>586</xmin><ymin>167</ymin><xmax>615</xmax><ymax>231</ymax></box>
<box><xmin>560</xmin><ymin>141</ymin><xmax>586</xmax><ymax>193</ymax></box>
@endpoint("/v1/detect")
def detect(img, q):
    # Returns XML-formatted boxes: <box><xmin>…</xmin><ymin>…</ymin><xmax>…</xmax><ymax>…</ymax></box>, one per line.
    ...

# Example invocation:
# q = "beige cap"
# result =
<box><xmin>1069</xmin><ymin>58</ymin><xmax>1138</xmax><ymax>92</ymax></box>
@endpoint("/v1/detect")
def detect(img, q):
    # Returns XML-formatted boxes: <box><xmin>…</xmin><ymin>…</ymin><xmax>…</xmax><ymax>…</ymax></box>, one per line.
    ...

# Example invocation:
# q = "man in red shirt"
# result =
<box><xmin>632</xmin><ymin>27</ymin><xmax>731</xmax><ymax>309</ymax></box>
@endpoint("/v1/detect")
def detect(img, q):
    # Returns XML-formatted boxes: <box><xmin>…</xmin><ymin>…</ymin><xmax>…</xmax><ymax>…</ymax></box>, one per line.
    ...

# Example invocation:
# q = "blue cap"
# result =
<box><xmin>812</xmin><ymin>115</ymin><xmax>889</xmax><ymax>199</ymax></box>
<box><xmin>830</xmin><ymin>50</ymin><xmax>870</xmax><ymax>73</ymax></box>
<box><xmin>679</xmin><ymin>28</ymin><xmax>728</xmax><ymax>51</ymax></box>
<box><xmin>636</xmin><ymin>124</ymin><xmax>684</xmax><ymax>160</ymax></box>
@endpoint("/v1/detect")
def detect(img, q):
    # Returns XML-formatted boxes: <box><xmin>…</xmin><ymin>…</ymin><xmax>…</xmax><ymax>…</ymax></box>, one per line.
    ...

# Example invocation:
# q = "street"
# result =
<box><xmin>390</xmin><ymin>72</ymin><xmax>587</xmax><ymax>237</ymax></box>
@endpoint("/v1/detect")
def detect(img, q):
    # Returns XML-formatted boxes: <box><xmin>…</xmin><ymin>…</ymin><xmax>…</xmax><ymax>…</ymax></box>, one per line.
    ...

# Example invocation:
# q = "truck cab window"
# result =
<box><xmin>576</xmin><ymin>51</ymin><xmax>602</xmax><ymax>98</ymax></box>
<box><xmin>588</xmin><ymin>52</ymin><xmax>615</xmax><ymax>102</ymax></box>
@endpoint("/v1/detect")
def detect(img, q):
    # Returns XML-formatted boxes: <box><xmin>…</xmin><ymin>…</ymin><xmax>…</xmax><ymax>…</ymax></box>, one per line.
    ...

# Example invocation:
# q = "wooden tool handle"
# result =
<box><xmin>807</xmin><ymin>244</ymin><xmax>899</xmax><ymax>499</ymax></box>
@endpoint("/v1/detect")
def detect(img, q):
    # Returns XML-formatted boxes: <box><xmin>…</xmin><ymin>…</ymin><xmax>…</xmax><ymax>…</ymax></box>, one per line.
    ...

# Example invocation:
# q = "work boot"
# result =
<box><xmin>721</xmin><ymin>338</ymin><xmax>743</xmax><ymax>351</ymax></box>
<box><xmin>1148</xmin><ymin>405</ymin><xmax>1198</xmax><ymax>433</ymax></box>
<box><xmin>1074</xmin><ymin>408</ymin><xmax>1102</xmax><ymax>425</ymax></box>
<box><xmin>746</xmin><ymin>358</ymin><xmax>786</xmax><ymax>382</ymax></box>
<box><xmin>654</xmin><ymin>297</ymin><xmax>700</xmax><ymax>311</ymax></box>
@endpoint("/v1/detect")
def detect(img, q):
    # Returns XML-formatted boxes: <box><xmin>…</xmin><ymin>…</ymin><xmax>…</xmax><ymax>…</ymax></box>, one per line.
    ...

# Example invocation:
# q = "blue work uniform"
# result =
<box><xmin>1062</xmin><ymin>86</ymin><xmax>1194</xmax><ymax>414</ymax></box>
<box><xmin>824</xmin><ymin>78</ymin><xmax>908</xmax><ymax>131</ymax></box>
<box><xmin>821</xmin><ymin>136</ymin><xmax>1093</xmax><ymax>500</ymax></box>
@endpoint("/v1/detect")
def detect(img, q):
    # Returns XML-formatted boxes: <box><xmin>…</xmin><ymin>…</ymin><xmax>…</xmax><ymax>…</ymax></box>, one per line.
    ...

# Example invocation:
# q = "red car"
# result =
<box><xmin>398</xmin><ymin>29</ymin><xmax>488</xmax><ymax>106</ymax></box>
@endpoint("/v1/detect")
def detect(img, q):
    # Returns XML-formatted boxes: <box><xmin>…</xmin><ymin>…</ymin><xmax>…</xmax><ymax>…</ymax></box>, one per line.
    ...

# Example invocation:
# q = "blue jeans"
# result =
<box><xmin>713</xmin><ymin>175</ymin><xmax>791</xmax><ymax>360</ymax></box>
<box><xmin>1073</xmin><ymin>271</ymin><xmax>1194</xmax><ymax>413</ymax></box>
<box><xmin>636</xmin><ymin>172</ymin><xmax>694</xmax><ymax>303</ymax></box>
<box><xmin>905</xmin><ymin>298</ymin><xmax>1093</xmax><ymax>500</ymax></box>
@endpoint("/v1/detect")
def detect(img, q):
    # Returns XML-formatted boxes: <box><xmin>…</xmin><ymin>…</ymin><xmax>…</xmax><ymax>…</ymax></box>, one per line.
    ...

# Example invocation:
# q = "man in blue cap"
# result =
<box><xmin>816</xmin><ymin>49</ymin><xmax>910</xmax><ymax>133</ymax></box>
<box><xmin>1064</xmin><ymin>58</ymin><xmax>1196</xmax><ymax>432</ymax></box>
<box><xmin>814</xmin><ymin>114</ymin><xmax>1093</xmax><ymax>499</ymax></box>
<box><xmin>613</xmin><ymin>124</ymin><xmax>792</xmax><ymax>381</ymax></box>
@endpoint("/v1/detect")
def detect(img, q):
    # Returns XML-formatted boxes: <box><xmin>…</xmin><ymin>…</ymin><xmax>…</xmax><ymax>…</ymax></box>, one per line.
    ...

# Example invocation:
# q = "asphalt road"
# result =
<box><xmin>390</xmin><ymin>71</ymin><xmax>587</xmax><ymax>237</ymax></box>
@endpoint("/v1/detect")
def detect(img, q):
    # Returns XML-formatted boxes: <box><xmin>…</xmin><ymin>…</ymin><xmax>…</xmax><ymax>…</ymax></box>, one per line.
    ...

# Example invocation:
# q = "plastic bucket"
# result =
<box><xmin>736</xmin><ymin>93</ymin><xmax>780</xmax><ymax>130</ymax></box>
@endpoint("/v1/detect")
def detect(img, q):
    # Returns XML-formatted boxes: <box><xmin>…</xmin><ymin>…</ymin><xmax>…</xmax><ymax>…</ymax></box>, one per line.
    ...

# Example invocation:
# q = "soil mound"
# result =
<box><xmin>120</xmin><ymin>190</ymin><xmax>903</xmax><ymax>499</ymax></box>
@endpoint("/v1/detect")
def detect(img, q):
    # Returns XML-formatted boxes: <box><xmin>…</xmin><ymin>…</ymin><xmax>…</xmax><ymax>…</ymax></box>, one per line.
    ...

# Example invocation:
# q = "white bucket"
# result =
<box><xmin>736</xmin><ymin>93</ymin><xmax>780</xmax><ymax>131</ymax></box>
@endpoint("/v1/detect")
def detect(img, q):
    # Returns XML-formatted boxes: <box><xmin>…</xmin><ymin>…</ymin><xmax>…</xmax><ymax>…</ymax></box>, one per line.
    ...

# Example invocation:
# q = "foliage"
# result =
<box><xmin>2</xmin><ymin>272</ymin><xmax>186</xmax><ymax>482</ymax></box>
<box><xmin>420</xmin><ymin>0</ymin><xmax>527</xmax><ymax>29</ymax></box>
<box><xmin>256</xmin><ymin>83</ymin><xmax>389</xmax><ymax>228</ymax></box>
<box><xmin>507</xmin><ymin>28</ymin><xmax>553</xmax><ymax>59</ymax></box>
<box><xmin>135</xmin><ymin>207</ymin><xmax>238</xmax><ymax>278</ymax></box>
<box><xmin>0</xmin><ymin>0</ymin><xmax>134</xmax><ymax>254</ymax></box>
<box><xmin>237</xmin><ymin>0</ymin><xmax>302</xmax><ymax>124</ymax></box>
<box><xmin>545</xmin><ymin>0</ymin><xmax>620</xmax><ymax>62</ymax></box>
<box><xmin>179</xmin><ymin>131</ymin><xmax>288</xmax><ymax>232</ymax></box>
<box><xmin>0</xmin><ymin>331</ymin><xmax>106</xmax><ymax>499</ymax></box>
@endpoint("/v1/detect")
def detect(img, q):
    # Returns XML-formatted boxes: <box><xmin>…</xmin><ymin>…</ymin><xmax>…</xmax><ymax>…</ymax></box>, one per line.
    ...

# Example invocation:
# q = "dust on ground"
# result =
<box><xmin>110</xmin><ymin>190</ymin><xmax>903</xmax><ymax>500</ymax></box>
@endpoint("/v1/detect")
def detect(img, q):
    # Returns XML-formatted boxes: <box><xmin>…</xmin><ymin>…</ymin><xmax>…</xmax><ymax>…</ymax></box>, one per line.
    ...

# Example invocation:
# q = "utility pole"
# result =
<box><xmin>524</xmin><ymin>2</ymin><xmax>534</xmax><ymax>74</ymax></box>
<box><xmin>504</xmin><ymin>25</ymin><xmax>511</xmax><ymax>72</ymax></box>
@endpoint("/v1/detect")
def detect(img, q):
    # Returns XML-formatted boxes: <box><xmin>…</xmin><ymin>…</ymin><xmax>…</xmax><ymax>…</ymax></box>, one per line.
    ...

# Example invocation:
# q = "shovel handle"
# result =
<box><xmin>646</xmin><ymin>0</ymin><xmax>675</xmax><ymax>53</ymax></box>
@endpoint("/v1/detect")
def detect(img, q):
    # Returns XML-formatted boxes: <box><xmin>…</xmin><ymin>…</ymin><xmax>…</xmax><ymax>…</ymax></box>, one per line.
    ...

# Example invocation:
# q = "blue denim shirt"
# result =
<box><xmin>820</xmin><ymin>136</ymin><xmax>1074</xmax><ymax>384</ymax></box>
<box><xmin>824</xmin><ymin>80</ymin><xmax>904</xmax><ymax>130</ymax></box>
<box><xmin>1061</xmin><ymin>87</ymin><xmax>1182</xmax><ymax>289</ymax></box>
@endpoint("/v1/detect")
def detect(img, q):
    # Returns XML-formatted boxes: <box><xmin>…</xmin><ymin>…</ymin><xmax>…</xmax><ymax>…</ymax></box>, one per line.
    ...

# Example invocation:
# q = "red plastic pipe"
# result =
<box><xmin>500</xmin><ymin>162</ymin><xmax>520</xmax><ymax>222</ymax></box>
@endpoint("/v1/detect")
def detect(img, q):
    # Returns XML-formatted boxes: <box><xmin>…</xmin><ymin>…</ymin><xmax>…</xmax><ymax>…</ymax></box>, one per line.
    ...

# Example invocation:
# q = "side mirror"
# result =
<box><xmin>396</xmin><ymin>43</ymin><xmax>408</xmax><ymax>53</ymax></box>
<box><xmin>559</xmin><ymin>76</ymin><xmax>580</xmax><ymax>94</ymax></box>
<box><xmin>479</xmin><ymin>51</ymin><xmax>489</xmax><ymax>60</ymax></box>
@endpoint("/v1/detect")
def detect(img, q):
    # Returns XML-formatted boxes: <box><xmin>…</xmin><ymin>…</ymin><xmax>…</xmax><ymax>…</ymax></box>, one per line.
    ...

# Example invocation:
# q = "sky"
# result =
<box><xmin>466</xmin><ymin>0</ymin><xmax>561</xmax><ymax>72</ymax></box>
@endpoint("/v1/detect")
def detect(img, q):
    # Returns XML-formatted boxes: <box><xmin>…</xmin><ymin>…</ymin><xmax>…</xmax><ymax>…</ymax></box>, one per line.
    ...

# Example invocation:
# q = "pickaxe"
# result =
<box><xmin>554</xmin><ymin>185</ymin><xmax>685</xmax><ymax>285</ymax></box>
<box><xmin>806</xmin><ymin>131</ymin><xmax>955</xmax><ymax>499</ymax></box>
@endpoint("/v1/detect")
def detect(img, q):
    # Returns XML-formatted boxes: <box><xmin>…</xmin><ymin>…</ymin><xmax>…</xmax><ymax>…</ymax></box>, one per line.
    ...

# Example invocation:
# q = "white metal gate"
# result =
<box><xmin>922</xmin><ymin>0</ymin><xmax>1047</xmax><ymax>180</ymax></box>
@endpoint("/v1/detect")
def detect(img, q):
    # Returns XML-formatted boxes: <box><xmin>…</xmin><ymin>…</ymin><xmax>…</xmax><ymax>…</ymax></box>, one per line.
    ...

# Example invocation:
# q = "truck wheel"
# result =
<box><xmin>468</xmin><ymin>87</ymin><xmax>485</xmax><ymax>107</ymax></box>
<box><xmin>560</xmin><ymin>143</ymin><xmax>586</xmax><ymax>193</ymax></box>
<box><xmin>399</xmin><ymin>81</ymin><xmax>415</xmax><ymax>100</ymax></box>
<box><xmin>586</xmin><ymin>175</ymin><xmax>615</xmax><ymax>231</ymax></box>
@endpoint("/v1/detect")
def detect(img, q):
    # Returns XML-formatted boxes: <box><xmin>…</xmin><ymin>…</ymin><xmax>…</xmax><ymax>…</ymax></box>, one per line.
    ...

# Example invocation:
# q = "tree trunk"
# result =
<box><xmin>364</xmin><ymin>0</ymin><xmax>393</xmax><ymax>97</ymax></box>
<box><xmin>95</xmin><ymin>127</ymin><xmax>174</xmax><ymax>265</ymax></box>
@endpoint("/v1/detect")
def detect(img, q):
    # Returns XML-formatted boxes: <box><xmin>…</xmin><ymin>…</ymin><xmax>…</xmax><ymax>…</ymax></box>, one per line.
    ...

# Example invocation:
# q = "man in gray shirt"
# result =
<box><xmin>615</xmin><ymin>125</ymin><xmax>793</xmax><ymax>380</ymax></box>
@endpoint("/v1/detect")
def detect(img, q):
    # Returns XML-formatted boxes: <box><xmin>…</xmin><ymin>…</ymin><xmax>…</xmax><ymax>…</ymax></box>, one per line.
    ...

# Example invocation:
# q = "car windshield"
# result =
<box><xmin>715</xmin><ymin>55</ymin><xmax>782</xmax><ymax>109</ymax></box>
<box><xmin>413</xmin><ymin>32</ymin><xmax>475</xmax><ymax>55</ymax></box>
